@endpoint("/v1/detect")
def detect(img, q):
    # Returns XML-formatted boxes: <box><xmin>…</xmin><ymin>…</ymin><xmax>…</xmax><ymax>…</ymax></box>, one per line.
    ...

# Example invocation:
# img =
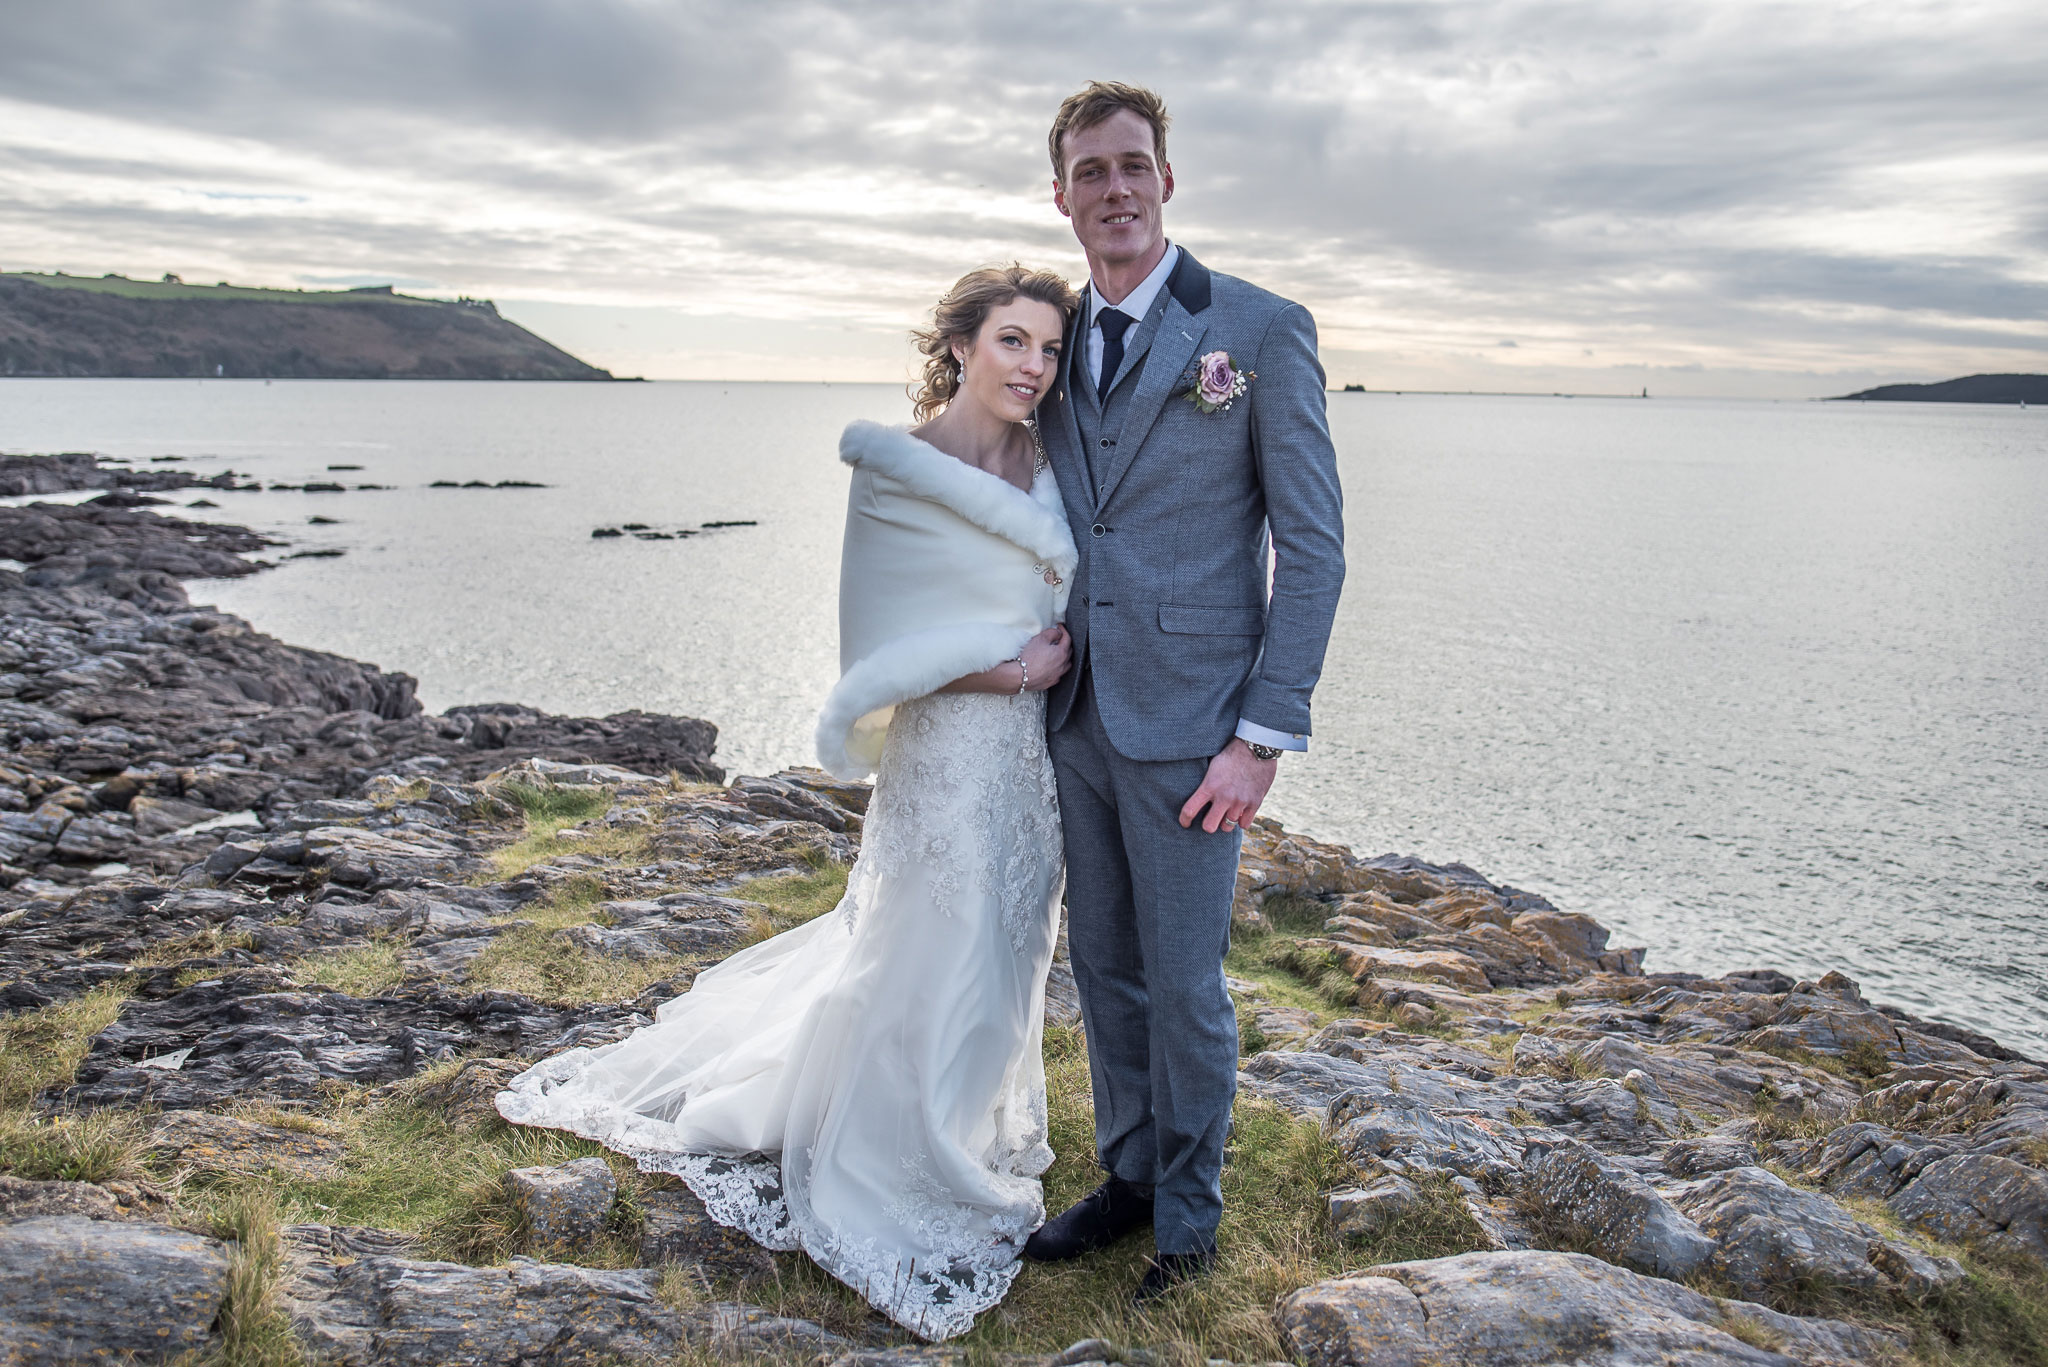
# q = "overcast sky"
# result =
<box><xmin>3</xmin><ymin>0</ymin><xmax>2043</xmax><ymax>394</ymax></box>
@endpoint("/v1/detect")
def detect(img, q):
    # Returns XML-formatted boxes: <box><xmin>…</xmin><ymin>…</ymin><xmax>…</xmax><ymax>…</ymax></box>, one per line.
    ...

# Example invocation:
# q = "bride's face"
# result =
<box><xmin>954</xmin><ymin>298</ymin><xmax>1065</xmax><ymax>422</ymax></box>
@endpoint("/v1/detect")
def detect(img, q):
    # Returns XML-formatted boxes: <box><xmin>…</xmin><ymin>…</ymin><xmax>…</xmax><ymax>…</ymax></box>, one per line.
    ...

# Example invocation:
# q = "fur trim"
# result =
<box><xmin>814</xmin><ymin>621</ymin><xmax>1038</xmax><ymax>779</ymax></box>
<box><xmin>839</xmin><ymin>420</ymin><xmax>1077</xmax><ymax>582</ymax></box>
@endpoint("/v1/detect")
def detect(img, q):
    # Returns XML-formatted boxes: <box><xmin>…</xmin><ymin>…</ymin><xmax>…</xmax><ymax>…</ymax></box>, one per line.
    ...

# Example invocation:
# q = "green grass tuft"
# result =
<box><xmin>0</xmin><ymin>1109</ymin><xmax>149</xmax><ymax>1184</ymax></box>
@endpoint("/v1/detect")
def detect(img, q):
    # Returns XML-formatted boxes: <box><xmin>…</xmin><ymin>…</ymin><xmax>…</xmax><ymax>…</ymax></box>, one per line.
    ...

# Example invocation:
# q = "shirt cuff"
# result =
<box><xmin>1235</xmin><ymin>718</ymin><xmax>1307</xmax><ymax>752</ymax></box>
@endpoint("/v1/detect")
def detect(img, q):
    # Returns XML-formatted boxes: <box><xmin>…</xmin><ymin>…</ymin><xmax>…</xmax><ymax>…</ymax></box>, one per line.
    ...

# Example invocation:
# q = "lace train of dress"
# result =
<box><xmin>497</xmin><ymin>691</ymin><xmax>1065</xmax><ymax>1340</ymax></box>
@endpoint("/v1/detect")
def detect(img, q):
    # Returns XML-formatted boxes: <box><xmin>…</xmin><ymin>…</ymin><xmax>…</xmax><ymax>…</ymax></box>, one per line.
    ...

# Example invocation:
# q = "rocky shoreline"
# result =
<box><xmin>1</xmin><ymin>452</ymin><xmax>2043</xmax><ymax>1366</ymax></box>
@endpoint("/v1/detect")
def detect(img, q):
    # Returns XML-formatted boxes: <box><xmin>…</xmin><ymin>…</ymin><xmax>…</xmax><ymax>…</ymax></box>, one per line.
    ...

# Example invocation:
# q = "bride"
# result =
<box><xmin>498</xmin><ymin>264</ymin><xmax>1082</xmax><ymax>1340</ymax></box>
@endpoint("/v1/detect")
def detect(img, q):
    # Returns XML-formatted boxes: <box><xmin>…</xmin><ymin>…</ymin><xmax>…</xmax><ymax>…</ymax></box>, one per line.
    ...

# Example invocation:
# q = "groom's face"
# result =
<box><xmin>1055</xmin><ymin>109</ymin><xmax>1173</xmax><ymax>268</ymax></box>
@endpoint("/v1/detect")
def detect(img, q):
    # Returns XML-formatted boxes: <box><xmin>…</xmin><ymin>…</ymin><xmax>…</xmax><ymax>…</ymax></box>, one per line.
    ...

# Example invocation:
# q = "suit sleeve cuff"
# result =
<box><xmin>1235</xmin><ymin>718</ymin><xmax>1307</xmax><ymax>752</ymax></box>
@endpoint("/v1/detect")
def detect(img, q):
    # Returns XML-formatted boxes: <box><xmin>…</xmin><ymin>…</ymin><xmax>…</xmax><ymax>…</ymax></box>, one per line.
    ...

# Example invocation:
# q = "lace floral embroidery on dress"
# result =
<box><xmin>841</xmin><ymin>692</ymin><xmax>1062</xmax><ymax>952</ymax></box>
<box><xmin>495</xmin><ymin>683</ymin><xmax>1065</xmax><ymax>1341</ymax></box>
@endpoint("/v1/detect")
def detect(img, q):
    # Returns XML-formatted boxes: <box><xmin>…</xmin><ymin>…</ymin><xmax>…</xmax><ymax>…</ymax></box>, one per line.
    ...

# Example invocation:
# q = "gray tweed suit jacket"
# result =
<box><xmin>1042</xmin><ymin>249</ymin><xmax>1345</xmax><ymax>759</ymax></box>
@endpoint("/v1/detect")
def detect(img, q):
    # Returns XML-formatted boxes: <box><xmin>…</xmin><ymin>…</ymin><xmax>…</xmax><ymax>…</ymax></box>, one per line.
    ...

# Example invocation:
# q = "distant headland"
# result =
<box><xmin>1834</xmin><ymin>373</ymin><xmax>2045</xmax><ymax>404</ymax></box>
<box><xmin>0</xmin><ymin>271</ymin><xmax>612</xmax><ymax>380</ymax></box>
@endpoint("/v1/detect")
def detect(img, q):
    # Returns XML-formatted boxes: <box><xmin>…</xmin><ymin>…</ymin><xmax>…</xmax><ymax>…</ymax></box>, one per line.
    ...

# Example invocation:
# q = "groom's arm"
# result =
<box><xmin>1241</xmin><ymin>302</ymin><xmax>1346</xmax><ymax>741</ymax></box>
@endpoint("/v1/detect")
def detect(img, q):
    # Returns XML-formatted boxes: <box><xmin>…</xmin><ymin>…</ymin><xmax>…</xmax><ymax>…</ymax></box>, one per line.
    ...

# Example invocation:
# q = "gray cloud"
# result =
<box><xmin>2</xmin><ymin>0</ymin><xmax>2044</xmax><ymax>388</ymax></box>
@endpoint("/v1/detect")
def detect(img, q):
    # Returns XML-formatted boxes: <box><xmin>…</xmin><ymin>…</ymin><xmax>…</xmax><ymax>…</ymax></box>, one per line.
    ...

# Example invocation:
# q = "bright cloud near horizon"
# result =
<box><xmin>2</xmin><ymin>0</ymin><xmax>2044</xmax><ymax>396</ymax></box>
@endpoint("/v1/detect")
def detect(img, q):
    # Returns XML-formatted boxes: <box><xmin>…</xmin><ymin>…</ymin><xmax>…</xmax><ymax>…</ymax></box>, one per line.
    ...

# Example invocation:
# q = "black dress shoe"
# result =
<box><xmin>1022</xmin><ymin>1176</ymin><xmax>1154</xmax><ymax>1262</ymax></box>
<box><xmin>1134</xmin><ymin>1249</ymin><xmax>1216</xmax><ymax>1304</ymax></box>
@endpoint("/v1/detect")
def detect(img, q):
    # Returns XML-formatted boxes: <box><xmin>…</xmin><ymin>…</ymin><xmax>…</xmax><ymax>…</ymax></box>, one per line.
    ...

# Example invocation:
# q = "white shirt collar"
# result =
<box><xmin>1088</xmin><ymin>241</ymin><xmax>1180</xmax><ymax>330</ymax></box>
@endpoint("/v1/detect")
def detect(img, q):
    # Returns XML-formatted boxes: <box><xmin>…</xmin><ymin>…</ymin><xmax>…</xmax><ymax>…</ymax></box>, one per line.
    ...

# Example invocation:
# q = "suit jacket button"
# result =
<box><xmin>1099</xmin><ymin>438</ymin><xmax>1112</xmax><ymax>448</ymax></box>
<box><xmin>1090</xmin><ymin>523</ymin><xmax>1106</xmax><ymax>537</ymax></box>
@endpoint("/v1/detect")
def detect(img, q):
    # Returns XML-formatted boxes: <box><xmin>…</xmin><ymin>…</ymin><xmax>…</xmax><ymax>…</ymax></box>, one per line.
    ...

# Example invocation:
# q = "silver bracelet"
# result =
<box><xmin>1013</xmin><ymin>652</ymin><xmax>1029</xmax><ymax>695</ymax></box>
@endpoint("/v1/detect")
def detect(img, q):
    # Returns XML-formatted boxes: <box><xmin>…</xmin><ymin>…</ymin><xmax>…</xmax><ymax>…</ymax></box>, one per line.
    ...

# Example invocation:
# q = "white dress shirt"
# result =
<box><xmin>1082</xmin><ymin>241</ymin><xmax>1306</xmax><ymax>756</ymax></box>
<box><xmin>1085</xmin><ymin>242</ymin><xmax>1180</xmax><ymax>387</ymax></box>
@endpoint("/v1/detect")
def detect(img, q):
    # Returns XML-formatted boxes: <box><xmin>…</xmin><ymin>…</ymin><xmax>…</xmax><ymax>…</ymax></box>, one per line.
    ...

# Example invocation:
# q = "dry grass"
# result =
<box><xmin>130</xmin><ymin>925</ymin><xmax>257</xmax><ymax>968</ymax></box>
<box><xmin>0</xmin><ymin>981</ymin><xmax>130</xmax><ymax>1110</ymax></box>
<box><xmin>0</xmin><ymin>983</ymin><xmax>148</xmax><ymax>1185</ymax></box>
<box><xmin>290</xmin><ymin>940</ymin><xmax>404</xmax><ymax>996</ymax></box>
<box><xmin>688</xmin><ymin>1021</ymin><xmax>1488</xmax><ymax>1364</ymax></box>
<box><xmin>1718</xmin><ymin>1310</ymin><xmax>1790</xmax><ymax>1353</ymax></box>
<box><xmin>164</xmin><ymin>1089</ymin><xmax>644</xmax><ymax>1271</ymax></box>
<box><xmin>732</xmin><ymin>854</ymin><xmax>852</xmax><ymax>944</ymax></box>
<box><xmin>465</xmin><ymin>926</ymin><xmax>686</xmax><ymax>1006</ymax></box>
<box><xmin>200</xmin><ymin>1185</ymin><xmax>304</xmax><ymax>1367</ymax></box>
<box><xmin>458</xmin><ymin>873</ymin><xmax>687</xmax><ymax>1006</ymax></box>
<box><xmin>476</xmin><ymin>781</ymin><xmax>659</xmax><ymax>882</ymax></box>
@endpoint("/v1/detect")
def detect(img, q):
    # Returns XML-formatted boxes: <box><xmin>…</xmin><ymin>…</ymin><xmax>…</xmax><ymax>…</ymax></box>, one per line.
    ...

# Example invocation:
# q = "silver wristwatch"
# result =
<box><xmin>1246</xmin><ymin>741</ymin><xmax>1283</xmax><ymax>762</ymax></box>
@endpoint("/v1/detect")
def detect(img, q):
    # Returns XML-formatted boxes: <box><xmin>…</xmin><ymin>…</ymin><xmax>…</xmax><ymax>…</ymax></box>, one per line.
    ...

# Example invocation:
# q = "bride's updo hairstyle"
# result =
<box><xmin>910</xmin><ymin>264</ymin><xmax>1079</xmax><ymax>422</ymax></box>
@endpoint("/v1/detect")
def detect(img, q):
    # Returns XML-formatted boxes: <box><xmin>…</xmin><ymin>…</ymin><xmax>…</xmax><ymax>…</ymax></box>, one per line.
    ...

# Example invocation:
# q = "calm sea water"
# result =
<box><xmin>4</xmin><ymin>380</ymin><xmax>2043</xmax><ymax>1054</ymax></box>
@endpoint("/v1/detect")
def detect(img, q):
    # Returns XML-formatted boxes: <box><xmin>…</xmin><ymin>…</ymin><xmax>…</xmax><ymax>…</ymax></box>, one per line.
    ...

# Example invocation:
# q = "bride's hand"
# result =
<box><xmin>1018</xmin><ymin>626</ymin><xmax>1071</xmax><ymax>692</ymax></box>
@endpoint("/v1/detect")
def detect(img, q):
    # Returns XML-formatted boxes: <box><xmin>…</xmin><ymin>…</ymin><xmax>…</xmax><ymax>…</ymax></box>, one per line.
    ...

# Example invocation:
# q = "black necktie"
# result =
<box><xmin>1096</xmin><ymin>307</ymin><xmax>1135</xmax><ymax>407</ymax></box>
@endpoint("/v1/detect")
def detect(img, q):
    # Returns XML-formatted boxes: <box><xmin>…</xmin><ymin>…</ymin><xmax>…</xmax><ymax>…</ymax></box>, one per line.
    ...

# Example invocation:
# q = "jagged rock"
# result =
<box><xmin>1326</xmin><ymin>895</ymin><xmax>1442</xmax><ymax>941</ymax></box>
<box><xmin>0</xmin><ymin>1215</ymin><xmax>230</xmax><ymax>1363</ymax></box>
<box><xmin>1663</xmin><ymin>1133</ymin><xmax>1760</xmax><ymax>1178</ymax></box>
<box><xmin>1673</xmin><ymin>1165</ymin><xmax>1962</xmax><ymax>1299</ymax></box>
<box><xmin>1277</xmin><ymin>1250</ymin><xmax>1898</xmax><ymax>1367</ymax></box>
<box><xmin>146</xmin><ymin>1108</ymin><xmax>345</xmax><ymax>1180</ymax></box>
<box><xmin>1044</xmin><ymin>958</ymin><xmax>1082</xmax><ymax>1027</ymax></box>
<box><xmin>638</xmin><ymin>1186</ymin><xmax>777</xmax><ymax>1282</ymax></box>
<box><xmin>58</xmin><ymin>972</ymin><xmax>634</xmax><ymax>1110</ymax></box>
<box><xmin>280</xmin><ymin>1223</ymin><xmax>686</xmax><ymax>1365</ymax></box>
<box><xmin>1792</xmin><ymin>1121</ymin><xmax>1957</xmax><ymax>1199</ymax></box>
<box><xmin>1519</xmin><ymin>1137</ymin><xmax>1714</xmax><ymax>1278</ymax></box>
<box><xmin>1329</xmin><ymin>1174</ymin><xmax>1422</xmax><ymax>1240</ymax></box>
<box><xmin>1329</xmin><ymin>1094</ymin><xmax>1523</xmax><ymax>1179</ymax></box>
<box><xmin>1887</xmin><ymin>1152</ymin><xmax>2048</xmax><ymax>1265</ymax></box>
<box><xmin>507</xmin><ymin>1157</ymin><xmax>616</xmax><ymax>1251</ymax></box>
<box><xmin>297</xmin><ymin>825</ymin><xmax>481</xmax><ymax>889</ymax></box>
<box><xmin>561</xmin><ymin>892</ymin><xmax>755</xmax><ymax>960</ymax></box>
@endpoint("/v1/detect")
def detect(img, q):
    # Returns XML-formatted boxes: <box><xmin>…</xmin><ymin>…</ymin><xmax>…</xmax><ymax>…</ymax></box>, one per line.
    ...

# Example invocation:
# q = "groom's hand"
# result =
<box><xmin>1179</xmin><ymin>739</ymin><xmax>1279</xmax><ymax>834</ymax></box>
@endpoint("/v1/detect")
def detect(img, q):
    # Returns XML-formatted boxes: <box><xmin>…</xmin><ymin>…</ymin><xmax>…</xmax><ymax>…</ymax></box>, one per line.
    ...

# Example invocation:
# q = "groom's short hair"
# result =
<box><xmin>1049</xmin><ymin>82</ymin><xmax>1170</xmax><ymax>184</ymax></box>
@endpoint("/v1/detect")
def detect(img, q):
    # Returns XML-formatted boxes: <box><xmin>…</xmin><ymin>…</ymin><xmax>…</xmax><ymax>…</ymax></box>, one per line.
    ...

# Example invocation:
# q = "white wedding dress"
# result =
<box><xmin>497</xmin><ymin>689</ymin><xmax>1065</xmax><ymax>1340</ymax></box>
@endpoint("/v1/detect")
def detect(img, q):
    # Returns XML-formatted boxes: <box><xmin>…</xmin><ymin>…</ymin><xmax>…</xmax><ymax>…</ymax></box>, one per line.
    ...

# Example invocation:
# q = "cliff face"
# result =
<box><xmin>0</xmin><ymin>273</ymin><xmax>612</xmax><ymax>380</ymax></box>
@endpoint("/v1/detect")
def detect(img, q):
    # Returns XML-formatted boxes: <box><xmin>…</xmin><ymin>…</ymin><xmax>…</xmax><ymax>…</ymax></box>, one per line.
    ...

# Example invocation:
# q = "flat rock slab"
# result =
<box><xmin>146</xmin><ymin>1108</ymin><xmax>346</xmax><ymax>1180</ymax></box>
<box><xmin>0</xmin><ymin>1175</ymin><xmax>170</xmax><ymax>1224</ymax></box>
<box><xmin>1278</xmin><ymin>1249</ymin><xmax>1898</xmax><ymax>1367</ymax></box>
<box><xmin>682</xmin><ymin>1302</ymin><xmax>857</xmax><ymax>1359</ymax></box>
<box><xmin>58</xmin><ymin>972</ymin><xmax>633</xmax><ymax>1110</ymax></box>
<box><xmin>281</xmin><ymin>1223</ymin><xmax>686</xmax><ymax>1366</ymax></box>
<box><xmin>0</xmin><ymin>1214</ymin><xmax>229</xmax><ymax>1364</ymax></box>
<box><xmin>1306</xmin><ymin>938</ymin><xmax>1493</xmax><ymax>993</ymax></box>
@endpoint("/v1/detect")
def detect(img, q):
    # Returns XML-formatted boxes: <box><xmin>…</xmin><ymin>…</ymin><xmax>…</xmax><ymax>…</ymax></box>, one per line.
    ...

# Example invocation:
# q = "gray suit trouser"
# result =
<box><xmin>1048</xmin><ymin>663</ymin><xmax>1242</xmax><ymax>1254</ymax></box>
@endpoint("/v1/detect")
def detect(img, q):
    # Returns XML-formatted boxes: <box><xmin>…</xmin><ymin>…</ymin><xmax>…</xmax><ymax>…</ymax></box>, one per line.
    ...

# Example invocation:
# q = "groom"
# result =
<box><xmin>1027</xmin><ymin>83</ymin><xmax>1346</xmax><ymax>1300</ymax></box>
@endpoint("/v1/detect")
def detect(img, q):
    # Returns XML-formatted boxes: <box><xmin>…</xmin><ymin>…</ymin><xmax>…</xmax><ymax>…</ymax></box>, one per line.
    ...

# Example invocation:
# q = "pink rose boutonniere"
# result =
<box><xmin>1187</xmin><ymin>350</ymin><xmax>1253</xmax><ymax>414</ymax></box>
